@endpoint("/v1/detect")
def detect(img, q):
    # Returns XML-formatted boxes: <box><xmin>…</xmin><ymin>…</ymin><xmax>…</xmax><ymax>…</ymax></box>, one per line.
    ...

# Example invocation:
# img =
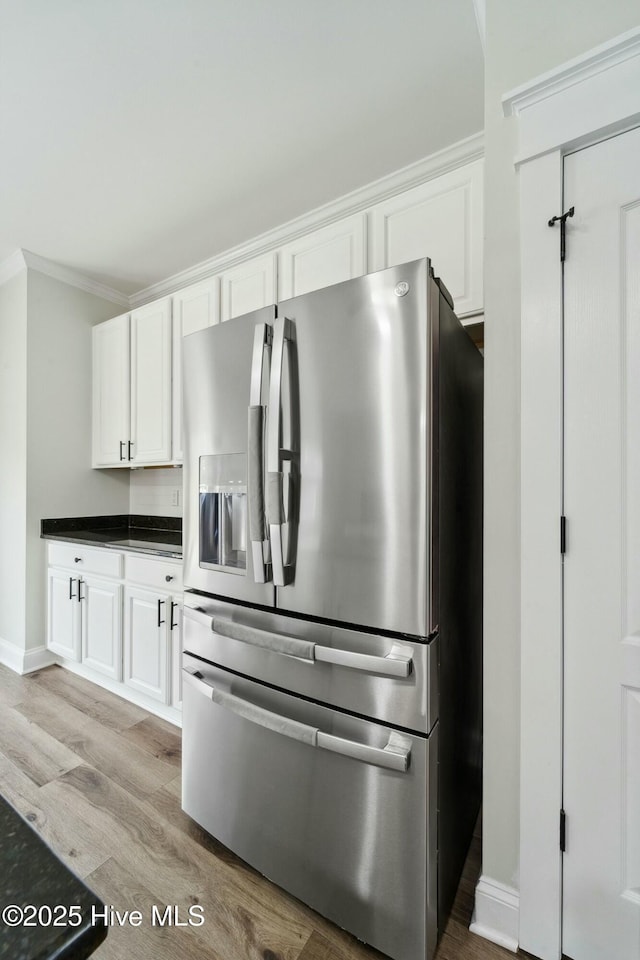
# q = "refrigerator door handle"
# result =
<box><xmin>184</xmin><ymin>606</ymin><xmax>413</xmax><ymax>677</ymax></box>
<box><xmin>248</xmin><ymin>323</ymin><xmax>271</xmax><ymax>583</ymax></box>
<box><xmin>183</xmin><ymin>668</ymin><xmax>411</xmax><ymax>772</ymax></box>
<box><xmin>267</xmin><ymin>316</ymin><xmax>291</xmax><ymax>586</ymax></box>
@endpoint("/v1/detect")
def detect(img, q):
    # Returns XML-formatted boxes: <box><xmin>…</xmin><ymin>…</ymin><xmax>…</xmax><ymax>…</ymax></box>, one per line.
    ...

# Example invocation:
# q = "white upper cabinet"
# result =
<box><xmin>370</xmin><ymin>159</ymin><xmax>484</xmax><ymax>317</ymax></box>
<box><xmin>130</xmin><ymin>298</ymin><xmax>172</xmax><ymax>464</ymax></box>
<box><xmin>171</xmin><ymin>276</ymin><xmax>220</xmax><ymax>462</ymax></box>
<box><xmin>220</xmin><ymin>253</ymin><xmax>277</xmax><ymax>321</ymax></box>
<box><xmin>92</xmin><ymin>313</ymin><xmax>130</xmax><ymax>467</ymax></box>
<box><xmin>278</xmin><ymin>214</ymin><xmax>367</xmax><ymax>300</ymax></box>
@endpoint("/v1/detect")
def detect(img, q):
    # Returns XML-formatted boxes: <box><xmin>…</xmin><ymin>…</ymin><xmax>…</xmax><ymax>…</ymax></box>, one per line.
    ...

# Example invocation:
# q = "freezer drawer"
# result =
<box><xmin>182</xmin><ymin>654</ymin><xmax>438</xmax><ymax>960</ymax></box>
<box><xmin>183</xmin><ymin>596</ymin><xmax>438</xmax><ymax>734</ymax></box>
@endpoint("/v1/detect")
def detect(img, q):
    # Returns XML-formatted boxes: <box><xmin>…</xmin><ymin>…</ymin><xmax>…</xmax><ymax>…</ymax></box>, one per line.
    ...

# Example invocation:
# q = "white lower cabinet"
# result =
<box><xmin>48</xmin><ymin>568</ymin><xmax>82</xmax><ymax>661</ymax></box>
<box><xmin>46</xmin><ymin>544</ymin><xmax>182</xmax><ymax>720</ymax></box>
<box><xmin>81</xmin><ymin>577</ymin><xmax>122</xmax><ymax>681</ymax></box>
<box><xmin>123</xmin><ymin>585</ymin><xmax>170</xmax><ymax>703</ymax></box>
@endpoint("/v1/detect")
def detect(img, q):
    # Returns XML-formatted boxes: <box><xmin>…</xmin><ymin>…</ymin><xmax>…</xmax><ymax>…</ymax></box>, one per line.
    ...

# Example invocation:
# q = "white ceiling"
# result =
<box><xmin>0</xmin><ymin>1</ymin><xmax>483</xmax><ymax>296</ymax></box>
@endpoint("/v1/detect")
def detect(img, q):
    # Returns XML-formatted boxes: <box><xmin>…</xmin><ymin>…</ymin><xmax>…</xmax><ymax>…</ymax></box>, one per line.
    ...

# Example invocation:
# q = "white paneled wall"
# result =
<box><xmin>129</xmin><ymin>466</ymin><xmax>183</xmax><ymax>518</ymax></box>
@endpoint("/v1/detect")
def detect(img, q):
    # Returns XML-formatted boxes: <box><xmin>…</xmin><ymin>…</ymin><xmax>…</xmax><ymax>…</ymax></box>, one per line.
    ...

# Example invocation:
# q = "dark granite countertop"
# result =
<box><xmin>0</xmin><ymin>794</ymin><xmax>106</xmax><ymax>960</ymax></box>
<box><xmin>41</xmin><ymin>515</ymin><xmax>182</xmax><ymax>560</ymax></box>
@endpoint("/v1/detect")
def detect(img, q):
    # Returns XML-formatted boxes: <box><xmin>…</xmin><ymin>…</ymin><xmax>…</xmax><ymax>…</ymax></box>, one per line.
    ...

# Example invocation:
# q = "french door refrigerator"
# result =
<box><xmin>181</xmin><ymin>258</ymin><xmax>482</xmax><ymax>960</ymax></box>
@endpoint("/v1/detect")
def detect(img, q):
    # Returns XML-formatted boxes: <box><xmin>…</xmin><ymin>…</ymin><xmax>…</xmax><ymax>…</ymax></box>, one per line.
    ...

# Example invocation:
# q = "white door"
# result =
<box><xmin>130</xmin><ymin>298</ymin><xmax>172</xmax><ymax>464</ymax></box>
<box><xmin>123</xmin><ymin>585</ymin><xmax>169</xmax><ymax>703</ymax></box>
<box><xmin>92</xmin><ymin>313</ymin><xmax>130</xmax><ymax>466</ymax></box>
<box><xmin>220</xmin><ymin>252</ymin><xmax>277</xmax><ymax>321</ymax></box>
<box><xmin>563</xmin><ymin>126</ymin><xmax>640</xmax><ymax>960</ymax></box>
<box><xmin>171</xmin><ymin>276</ymin><xmax>220</xmax><ymax>461</ymax></box>
<box><xmin>80</xmin><ymin>577</ymin><xmax>122</xmax><ymax>681</ymax></box>
<box><xmin>278</xmin><ymin>213</ymin><xmax>366</xmax><ymax>300</ymax></box>
<box><xmin>47</xmin><ymin>568</ymin><xmax>80</xmax><ymax>660</ymax></box>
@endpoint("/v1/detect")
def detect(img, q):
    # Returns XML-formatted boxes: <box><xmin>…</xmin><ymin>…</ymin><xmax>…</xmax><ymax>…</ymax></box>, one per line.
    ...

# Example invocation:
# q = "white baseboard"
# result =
<box><xmin>0</xmin><ymin>639</ymin><xmax>56</xmax><ymax>675</ymax></box>
<box><xmin>470</xmin><ymin>875</ymin><xmax>519</xmax><ymax>953</ymax></box>
<box><xmin>22</xmin><ymin>645</ymin><xmax>56</xmax><ymax>674</ymax></box>
<box><xmin>0</xmin><ymin>637</ymin><xmax>26</xmax><ymax>673</ymax></box>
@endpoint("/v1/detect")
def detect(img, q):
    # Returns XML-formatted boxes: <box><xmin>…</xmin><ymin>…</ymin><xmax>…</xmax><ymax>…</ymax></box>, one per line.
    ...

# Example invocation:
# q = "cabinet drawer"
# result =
<box><xmin>125</xmin><ymin>554</ymin><xmax>183</xmax><ymax>592</ymax></box>
<box><xmin>48</xmin><ymin>542</ymin><xmax>123</xmax><ymax>579</ymax></box>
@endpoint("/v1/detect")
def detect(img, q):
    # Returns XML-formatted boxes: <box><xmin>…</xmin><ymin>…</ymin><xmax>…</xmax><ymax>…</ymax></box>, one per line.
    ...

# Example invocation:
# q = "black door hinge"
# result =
<box><xmin>560</xmin><ymin>809</ymin><xmax>567</xmax><ymax>852</ymax></box>
<box><xmin>548</xmin><ymin>207</ymin><xmax>575</xmax><ymax>262</ymax></box>
<box><xmin>560</xmin><ymin>515</ymin><xmax>567</xmax><ymax>554</ymax></box>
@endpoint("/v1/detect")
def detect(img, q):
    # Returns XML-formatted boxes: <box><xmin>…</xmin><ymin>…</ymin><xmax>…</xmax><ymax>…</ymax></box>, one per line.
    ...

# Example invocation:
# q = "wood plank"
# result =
<box><xmin>0</xmin><ymin>702</ymin><xmax>81</xmax><ymax>787</ymax></box>
<box><xmin>13</xmin><ymin>687</ymin><xmax>176</xmax><ymax>799</ymax></box>
<box><xmin>30</xmin><ymin>664</ymin><xmax>148</xmax><ymax>731</ymax></box>
<box><xmin>43</xmin><ymin>765</ymin><xmax>312</xmax><ymax>960</ymax></box>
<box><xmin>87</xmin><ymin>857</ymin><xmax>215</xmax><ymax>960</ymax></box>
<box><xmin>0</xmin><ymin>750</ymin><xmax>110</xmax><ymax>878</ymax></box>
<box><xmin>119</xmin><ymin>716</ymin><xmax>181</xmax><ymax>768</ymax></box>
<box><xmin>297</xmin><ymin>930</ymin><xmax>385</xmax><ymax>960</ymax></box>
<box><xmin>0</xmin><ymin>664</ymin><xmax>37</xmax><ymax>706</ymax></box>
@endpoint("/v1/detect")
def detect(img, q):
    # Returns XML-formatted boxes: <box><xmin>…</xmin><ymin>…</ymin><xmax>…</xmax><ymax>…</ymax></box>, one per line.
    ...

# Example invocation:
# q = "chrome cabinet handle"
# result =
<box><xmin>248</xmin><ymin>322</ymin><xmax>271</xmax><ymax>584</ymax></box>
<box><xmin>68</xmin><ymin>577</ymin><xmax>76</xmax><ymax>600</ymax></box>
<box><xmin>119</xmin><ymin>441</ymin><xmax>126</xmax><ymax>461</ymax></box>
<box><xmin>184</xmin><ymin>608</ymin><xmax>412</xmax><ymax>677</ymax></box>
<box><xmin>183</xmin><ymin>669</ymin><xmax>411</xmax><ymax>772</ymax></box>
<box><xmin>267</xmin><ymin>316</ymin><xmax>291</xmax><ymax>586</ymax></box>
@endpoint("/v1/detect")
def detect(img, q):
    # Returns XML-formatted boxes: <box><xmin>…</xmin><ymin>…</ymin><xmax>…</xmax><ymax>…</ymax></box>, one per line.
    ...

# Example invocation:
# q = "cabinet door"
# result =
<box><xmin>220</xmin><ymin>253</ymin><xmax>277</xmax><ymax>321</ymax></box>
<box><xmin>171</xmin><ymin>277</ymin><xmax>220</xmax><ymax>462</ymax></box>
<box><xmin>169</xmin><ymin>596</ymin><xmax>183</xmax><ymax>709</ymax></box>
<box><xmin>123</xmin><ymin>586</ymin><xmax>169</xmax><ymax>703</ymax></box>
<box><xmin>278</xmin><ymin>214</ymin><xmax>367</xmax><ymax>300</ymax></box>
<box><xmin>92</xmin><ymin>313</ymin><xmax>130</xmax><ymax>467</ymax></box>
<box><xmin>130</xmin><ymin>298</ymin><xmax>172</xmax><ymax>464</ymax></box>
<box><xmin>47</xmin><ymin>569</ymin><xmax>81</xmax><ymax>660</ymax></box>
<box><xmin>81</xmin><ymin>577</ymin><xmax>122</xmax><ymax>681</ymax></box>
<box><xmin>369</xmin><ymin>159</ymin><xmax>484</xmax><ymax>317</ymax></box>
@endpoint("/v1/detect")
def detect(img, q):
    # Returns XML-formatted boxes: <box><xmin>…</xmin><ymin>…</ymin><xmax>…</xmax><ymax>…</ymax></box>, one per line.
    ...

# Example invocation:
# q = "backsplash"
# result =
<box><xmin>129</xmin><ymin>466</ymin><xmax>183</xmax><ymax>518</ymax></box>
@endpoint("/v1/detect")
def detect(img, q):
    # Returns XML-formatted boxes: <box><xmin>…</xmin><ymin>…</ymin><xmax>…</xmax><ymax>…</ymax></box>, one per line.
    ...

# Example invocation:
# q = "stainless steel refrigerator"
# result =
<box><xmin>181</xmin><ymin>258</ymin><xmax>482</xmax><ymax>960</ymax></box>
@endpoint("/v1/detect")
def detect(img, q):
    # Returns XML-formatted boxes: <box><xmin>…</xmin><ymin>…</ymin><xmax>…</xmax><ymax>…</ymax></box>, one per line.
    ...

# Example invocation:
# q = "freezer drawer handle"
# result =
<box><xmin>183</xmin><ymin>669</ymin><xmax>411</xmax><ymax>772</ymax></box>
<box><xmin>184</xmin><ymin>607</ymin><xmax>413</xmax><ymax>677</ymax></box>
<box><xmin>248</xmin><ymin>322</ymin><xmax>271</xmax><ymax>584</ymax></box>
<box><xmin>211</xmin><ymin>615</ymin><xmax>314</xmax><ymax>661</ymax></box>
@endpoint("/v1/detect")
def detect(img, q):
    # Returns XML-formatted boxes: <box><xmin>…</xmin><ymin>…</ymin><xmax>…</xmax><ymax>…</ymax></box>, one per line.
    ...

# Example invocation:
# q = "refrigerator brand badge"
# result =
<box><xmin>394</xmin><ymin>281</ymin><xmax>410</xmax><ymax>297</ymax></box>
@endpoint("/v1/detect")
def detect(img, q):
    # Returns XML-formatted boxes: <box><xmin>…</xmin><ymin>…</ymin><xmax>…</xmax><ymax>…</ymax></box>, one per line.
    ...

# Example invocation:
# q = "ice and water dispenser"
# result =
<box><xmin>199</xmin><ymin>454</ymin><xmax>247</xmax><ymax>572</ymax></box>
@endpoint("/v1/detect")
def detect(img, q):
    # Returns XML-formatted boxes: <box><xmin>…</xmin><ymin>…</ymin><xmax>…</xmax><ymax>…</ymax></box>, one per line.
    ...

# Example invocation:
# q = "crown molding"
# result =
<box><xmin>0</xmin><ymin>249</ymin><xmax>27</xmax><ymax>287</ymax></box>
<box><xmin>130</xmin><ymin>131</ymin><xmax>484</xmax><ymax>307</ymax></box>
<box><xmin>19</xmin><ymin>251</ymin><xmax>129</xmax><ymax>306</ymax></box>
<box><xmin>502</xmin><ymin>26</ymin><xmax>640</xmax><ymax>165</ymax></box>
<box><xmin>503</xmin><ymin>26</ymin><xmax>640</xmax><ymax>118</ymax></box>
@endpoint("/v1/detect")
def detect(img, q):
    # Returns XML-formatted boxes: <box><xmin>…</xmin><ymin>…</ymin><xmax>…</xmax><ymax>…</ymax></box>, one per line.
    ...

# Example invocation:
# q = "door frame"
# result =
<box><xmin>506</xmin><ymin>26</ymin><xmax>640</xmax><ymax>960</ymax></box>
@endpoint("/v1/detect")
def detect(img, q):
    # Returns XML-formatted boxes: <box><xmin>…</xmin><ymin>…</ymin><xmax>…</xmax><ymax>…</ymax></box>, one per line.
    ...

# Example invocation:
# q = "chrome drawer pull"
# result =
<box><xmin>183</xmin><ymin>669</ymin><xmax>411</xmax><ymax>772</ymax></box>
<box><xmin>184</xmin><ymin>607</ymin><xmax>413</xmax><ymax>677</ymax></box>
<box><xmin>314</xmin><ymin>643</ymin><xmax>412</xmax><ymax>678</ymax></box>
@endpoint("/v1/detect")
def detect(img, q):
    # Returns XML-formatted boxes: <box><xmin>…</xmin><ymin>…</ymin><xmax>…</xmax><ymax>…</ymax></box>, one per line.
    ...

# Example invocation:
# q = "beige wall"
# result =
<box><xmin>0</xmin><ymin>272</ymin><xmax>28</xmax><ymax>656</ymax></box>
<box><xmin>24</xmin><ymin>270</ymin><xmax>130</xmax><ymax>653</ymax></box>
<box><xmin>483</xmin><ymin>1</ymin><xmax>640</xmax><ymax>888</ymax></box>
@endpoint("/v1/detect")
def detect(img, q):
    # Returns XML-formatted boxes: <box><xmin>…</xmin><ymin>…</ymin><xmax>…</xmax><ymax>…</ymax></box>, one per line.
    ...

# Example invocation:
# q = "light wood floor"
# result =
<box><xmin>0</xmin><ymin>664</ymin><xmax>522</xmax><ymax>960</ymax></box>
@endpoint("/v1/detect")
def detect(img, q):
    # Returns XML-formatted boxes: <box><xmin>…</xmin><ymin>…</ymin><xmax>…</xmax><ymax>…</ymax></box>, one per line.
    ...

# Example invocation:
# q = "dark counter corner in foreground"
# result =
<box><xmin>0</xmin><ymin>794</ymin><xmax>107</xmax><ymax>960</ymax></box>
